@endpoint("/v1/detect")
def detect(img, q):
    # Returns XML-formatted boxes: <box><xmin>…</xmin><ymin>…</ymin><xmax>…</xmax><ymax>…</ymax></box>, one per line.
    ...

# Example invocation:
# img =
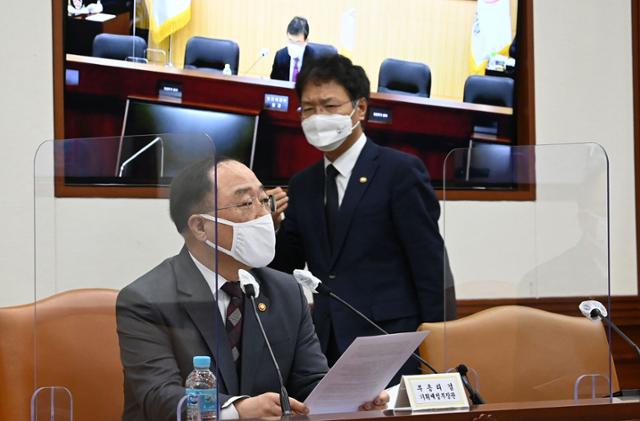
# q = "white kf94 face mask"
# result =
<box><xmin>200</xmin><ymin>213</ymin><xmax>276</xmax><ymax>268</ymax></box>
<box><xmin>301</xmin><ymin>103</ymin><xmax>361</xmax><ymax>152</ymax></box>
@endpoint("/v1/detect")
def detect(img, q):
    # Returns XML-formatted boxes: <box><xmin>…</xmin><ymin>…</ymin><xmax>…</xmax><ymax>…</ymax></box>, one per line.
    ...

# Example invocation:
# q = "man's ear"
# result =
<box><xmin>187</xmin><ymin>214</ymin><xmax>208</xmax><ymax>241</ymax></box>
<box><xmin>356</xmin><ymin>98</ymin><xmax>368</xmax><ymax>122</ymax></box>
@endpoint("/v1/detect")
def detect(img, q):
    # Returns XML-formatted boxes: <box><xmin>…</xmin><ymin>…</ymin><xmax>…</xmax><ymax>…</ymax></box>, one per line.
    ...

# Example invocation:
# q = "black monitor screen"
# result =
<box><xmin>121</xmin><ymin>99</ymin><xmax>258</xmax><ymax>169</ymax></box>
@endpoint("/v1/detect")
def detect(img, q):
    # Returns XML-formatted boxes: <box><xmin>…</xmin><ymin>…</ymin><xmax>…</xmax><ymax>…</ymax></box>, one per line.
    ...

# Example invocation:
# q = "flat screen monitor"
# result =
<box><xmin>120</xmin><ymin>98</ymin><xmax>258</xmax><ymax>169</ymax></box>
<box><xmin>62</xmin><ymin>100</ymin><xmax>259</xmax><ymax>186</ymax></box>
<box><xmin>448</xmin><ymin>143</ymin><xmax>516</xmax><ymax>189</ymax></box>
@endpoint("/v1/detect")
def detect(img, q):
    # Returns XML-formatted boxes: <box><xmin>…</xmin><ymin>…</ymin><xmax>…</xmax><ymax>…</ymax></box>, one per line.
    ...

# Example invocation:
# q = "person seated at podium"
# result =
<box><xmin>116</xmin><ymin>157</ymin><xmax>388</xmax><ymax>420</ymax></box>
<box><xmin>270</xmin><ymin>16</ymin><xmax>318</xmax><ymax>82</ymax></box>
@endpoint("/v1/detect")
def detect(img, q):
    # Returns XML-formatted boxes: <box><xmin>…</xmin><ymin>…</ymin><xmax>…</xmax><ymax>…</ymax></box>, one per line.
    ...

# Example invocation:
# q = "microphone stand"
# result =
<box><xmin>591</xmin><ymin>309</ymin><xmax>640</xmax><ymax>398</ymax></box>
<box><xmin>244</xmin><ymin>285</ymin><xmax>292</xmax><ymax>416</ymax></box>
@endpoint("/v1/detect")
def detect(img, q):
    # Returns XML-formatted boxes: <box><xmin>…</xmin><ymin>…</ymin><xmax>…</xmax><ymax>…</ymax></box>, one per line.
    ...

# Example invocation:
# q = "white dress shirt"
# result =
<box><xmin>323</xmin><ymin>133</ymin><xmax>367</xmax><ymax>205</ymax></box>
<box><xmin>189</xmin><ymin>252</ymin><xmax>246</xmax><ymax>419</ymax></box>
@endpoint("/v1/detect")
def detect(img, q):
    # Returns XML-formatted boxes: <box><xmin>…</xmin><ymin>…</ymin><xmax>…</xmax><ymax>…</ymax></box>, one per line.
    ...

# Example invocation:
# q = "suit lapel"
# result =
<box><xmin>174</xmin><ymin>247</ymin><xmax>239</xmax><ymax>395</ymax></box>
<box><xmin>239</xmin><ymin>269</ymin><xmax>271</xmax><ymax>394</ymax></box>
<box><xmin>330</xmin><ymin>141</ymin><xmax>379</xmax><ymax>268</ymax></box>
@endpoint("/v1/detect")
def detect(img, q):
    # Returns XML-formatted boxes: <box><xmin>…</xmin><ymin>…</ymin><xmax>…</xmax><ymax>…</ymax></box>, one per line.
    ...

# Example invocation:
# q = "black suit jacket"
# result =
<box><xmin>270</xmin><ymin>44</ymin><xmax>317</xmax><ymax>81</ymax></box>
<box><xmin>271</xmin><ymin>140</ymin><xmax>455</xmax><ymax>373</ymax></box>
<box><xmin>116</xmin><ymin>247</ymin><xmax>328</xmax><ymax>421</ymax></box>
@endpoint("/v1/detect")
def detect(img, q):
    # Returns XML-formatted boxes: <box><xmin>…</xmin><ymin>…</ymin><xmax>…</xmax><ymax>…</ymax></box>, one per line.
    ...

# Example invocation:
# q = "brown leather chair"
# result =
<box><xmin>418</xmin><ymin>305</ymin><xmax>619</xmax><ymax>403</ymax></box>
<box><xmin>0</xmin><ymin>289</ymin><xmax>122</xmax><ymax>420</ymax></box>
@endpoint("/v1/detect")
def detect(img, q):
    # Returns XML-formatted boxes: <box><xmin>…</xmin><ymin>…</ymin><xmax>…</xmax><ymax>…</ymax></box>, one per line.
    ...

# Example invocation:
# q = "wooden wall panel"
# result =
<box><xmin>148</xmin><ymin>0</ymin><xmax>518</xmax><ymax>101</ymax></box>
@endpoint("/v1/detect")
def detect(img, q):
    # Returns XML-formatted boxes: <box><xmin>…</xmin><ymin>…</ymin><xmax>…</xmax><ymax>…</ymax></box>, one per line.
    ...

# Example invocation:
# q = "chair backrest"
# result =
<box><xmin>184</xmin><ymin>36</ymin><xmax>240</xmax><ymax>74</ymax></box>
<box><xmin>418</xmin><ymin>305</ymin><xmax>619</xmax><ymax>403</ymax></box>
<box><xmin>92</xmin><ymin>34</ymin><xmax>147</xmax><ymax>61</ymax></box>
<box><xmin>307</xmin><ymin>42</ymin><xmax>338</xmax><ymax>59</ymax></box>
<box><xmin>0</xmin><ymin>289</ymin><xmax>122</xmax><ymax>421</ymax></box>
<box><xmin>377</xmin><ymin>58</ymin><xmax>432</xmax><ymax>98</ymax></box>
<box><xmin>463</xmin><ymin>75</ymin><xmax>515</xmax><ymax>107</ymax></box>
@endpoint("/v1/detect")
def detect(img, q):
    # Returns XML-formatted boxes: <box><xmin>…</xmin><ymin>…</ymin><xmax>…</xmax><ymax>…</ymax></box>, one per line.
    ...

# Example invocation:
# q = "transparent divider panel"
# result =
<box><xmin>33</xmin><ymin>134</ymin><xmax>219</xmax><ymax>420</ymax></box>
<box><xmin>438</xmin><ymin>143</ymin><xmax>612</xmax><ymax>403</ymax></box>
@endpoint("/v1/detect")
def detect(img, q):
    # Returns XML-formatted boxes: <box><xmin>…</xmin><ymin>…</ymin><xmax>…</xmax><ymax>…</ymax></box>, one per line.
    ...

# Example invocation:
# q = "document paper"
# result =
<box><xmin>305</xmin><ymin>330</ymin><xmax>429</xmax><ymax>414</ymax></box>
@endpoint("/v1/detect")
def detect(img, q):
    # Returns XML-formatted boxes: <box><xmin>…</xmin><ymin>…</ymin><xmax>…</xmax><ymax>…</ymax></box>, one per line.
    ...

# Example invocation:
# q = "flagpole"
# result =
<box><xmin>167</xmin><ymin>34</ymin><xmax>174</xmax><ymax>67</ymax></box>
<box><xmin>132</xmin><ymin>0</ymin><xmax>137</xmax><ymax>59</ymax></box>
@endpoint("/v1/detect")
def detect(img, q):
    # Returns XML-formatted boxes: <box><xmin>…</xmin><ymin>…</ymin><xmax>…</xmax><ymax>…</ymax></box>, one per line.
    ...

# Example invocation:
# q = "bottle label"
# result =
<box><xmin>186</xmin><ymin>388</ymin><xmax>217</xmax><ymax>415</ymax></box>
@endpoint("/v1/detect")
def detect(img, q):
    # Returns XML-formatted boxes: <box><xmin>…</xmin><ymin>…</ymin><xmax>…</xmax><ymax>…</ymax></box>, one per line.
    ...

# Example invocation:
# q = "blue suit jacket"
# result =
<box><xmin>270</xmin><ymin>44</ymin><xmax>317</xmax><ymax>81</ymax></box>
<box><xmin>272</xmin><ymin>140</ymin><xmax>455</xmax><ymax>366</ymax></box>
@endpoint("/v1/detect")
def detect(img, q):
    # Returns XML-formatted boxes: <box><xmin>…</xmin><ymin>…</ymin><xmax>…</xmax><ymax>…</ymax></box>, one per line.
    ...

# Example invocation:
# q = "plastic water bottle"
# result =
<box><xmin>186</xmin><ymin>356</ymin><xmax>217</xmax><ymax>420</ymax></box>
<box><xmin>222</xmin><ymin>64</ymin><xmax>232</xmax><ymax>76</ymax></box>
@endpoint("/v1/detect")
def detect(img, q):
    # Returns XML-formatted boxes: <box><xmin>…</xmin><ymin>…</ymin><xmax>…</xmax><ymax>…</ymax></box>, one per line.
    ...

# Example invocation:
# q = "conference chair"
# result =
<box><xmin>92</xmin><ymin>33</ymin><xmax>147</xmax><ymax>61</ymax></box>
<box><xmin>418</xmin><ymin>305</ymin><xmax>619</xmax><ymax>403</ymax></box>
<box><xmin>377</xmin><ymin>58</ymin><xmax>432</xmax><ymax>98</ymax></box>
<box><xmin>307</xmin><ymin>42</ymin><xmax>338</xmax><ymax>59</ymax></box>
<box><xmin>184</xmin><ymin>36</ymin><xmax>240</xmax><ymax>74</ymax></box>
<box><xmin>0</xmin><ymin>289</ymin><xmax>122</xmax><ymax>420</ymax></box>
<box><xmin>463</xmin><ymin>75</ymin><xmax>515</xmax><ymax>107</ymax></box>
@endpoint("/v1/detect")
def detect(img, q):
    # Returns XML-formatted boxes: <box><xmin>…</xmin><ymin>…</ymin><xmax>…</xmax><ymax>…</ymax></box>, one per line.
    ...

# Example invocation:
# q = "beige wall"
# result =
<box><xmin>0</xmin><ymin>0</ymin><xmax>636</xmax><ymax>306</ymax></box>
<box><xmin>151</xmin><ymin>0</ymin><xmax>517</xmax><ymax>101</ymax></box>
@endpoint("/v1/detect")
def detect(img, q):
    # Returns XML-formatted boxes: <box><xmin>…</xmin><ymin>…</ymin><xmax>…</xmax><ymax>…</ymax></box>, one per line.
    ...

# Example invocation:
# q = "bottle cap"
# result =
<box><xmin>193</xmin><ymin>356</ymin><xmax>211</xmax><ymax>369</ymax></box>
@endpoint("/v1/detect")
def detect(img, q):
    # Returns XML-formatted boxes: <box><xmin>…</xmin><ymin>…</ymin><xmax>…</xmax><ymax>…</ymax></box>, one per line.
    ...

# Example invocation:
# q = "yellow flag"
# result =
<box><xmin>145</xmin><ymin>0</ymin><xmax>191</xmax><ymax>44</ymax></box>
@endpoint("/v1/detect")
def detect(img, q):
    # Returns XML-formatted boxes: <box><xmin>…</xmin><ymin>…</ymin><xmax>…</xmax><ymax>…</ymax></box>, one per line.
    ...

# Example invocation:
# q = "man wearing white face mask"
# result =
<box><xmin>270</xmin><ymin>55</ymin><xmax>456</xmax><ymax>386</ymax></box>
<box><xmin>116</xmin><ymin>158</ymin><xmax>391</xmax><ymax>420</ymax></box>
<box><xmin>270</xmin><ymin>16</ymin><xmax>318</xmax><ymax>82</ymax></box>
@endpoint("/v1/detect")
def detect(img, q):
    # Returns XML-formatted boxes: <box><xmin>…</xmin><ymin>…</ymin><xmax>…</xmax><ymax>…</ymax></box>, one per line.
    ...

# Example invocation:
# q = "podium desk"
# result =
<box><xmin>62</xmin><ymin>55</ymin><xmax>514</xmax><ymax>198</ymax></box>
<box><xmin>286</xmin><ymin>399</ymin><xmax>640</xmax><ymax>421</ymax></box>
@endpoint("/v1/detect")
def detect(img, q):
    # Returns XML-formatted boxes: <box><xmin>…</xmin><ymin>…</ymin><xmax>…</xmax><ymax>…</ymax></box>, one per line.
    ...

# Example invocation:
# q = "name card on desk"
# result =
<box><xmin>396</xmin><ymin>373</ymin><xmax>469</xmax><ymax>412</ymax></box>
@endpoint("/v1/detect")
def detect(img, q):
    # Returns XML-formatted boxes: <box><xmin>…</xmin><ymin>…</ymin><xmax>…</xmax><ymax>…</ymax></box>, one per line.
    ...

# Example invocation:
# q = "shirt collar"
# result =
<box><xmin>324</xmin><ymin>132</ymin><xmax>367</xmax><ymax>177</ymax></box>
<box><xmin>188</xmin><ymin>251</ymin><xmax>229</xmax><ymax>292</ymax></box>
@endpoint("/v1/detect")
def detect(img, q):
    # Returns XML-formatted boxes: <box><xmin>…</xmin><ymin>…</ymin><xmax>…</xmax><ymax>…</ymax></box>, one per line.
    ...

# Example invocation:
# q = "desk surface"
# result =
<box><xmin>259</xmin><ymin>398</ymin><xmax>640</xmax><ymax>421</ymax></box>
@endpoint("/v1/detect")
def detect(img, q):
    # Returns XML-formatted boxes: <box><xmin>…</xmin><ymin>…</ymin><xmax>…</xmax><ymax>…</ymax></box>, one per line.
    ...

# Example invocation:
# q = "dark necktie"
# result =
<box><xmin>221</xmin><ymin>282</ymin><xmax>243</xmax><ymax>364</ymax></box>
<box><xmin>325</xmin><ymin>164</ymin><xmax>339</xmax><ymax>246</ymax></box>
<box><xmin>292</xmin><ymin>57</ymin><xmax>300</xmax><ymax>81</ymax></box>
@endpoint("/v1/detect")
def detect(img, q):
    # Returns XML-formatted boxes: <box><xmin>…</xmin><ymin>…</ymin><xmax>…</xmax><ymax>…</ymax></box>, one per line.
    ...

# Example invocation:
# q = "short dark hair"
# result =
<box><xmin>169</xmin><ymin>157</ymin><xmax>218</xmax><ymax>233</ymax></box>
<box><xmin>295</xmin><ymin>54</ymin><xmax>370</xmax><ymax>102</ymax></box>
<box><xmin>287</xmin><ymin>16</ymin><xmax>309</xmax><ymax>40</ymax></box>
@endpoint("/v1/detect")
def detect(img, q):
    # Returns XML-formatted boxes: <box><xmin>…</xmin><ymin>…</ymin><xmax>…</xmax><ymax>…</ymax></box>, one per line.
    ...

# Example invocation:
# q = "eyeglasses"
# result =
<box><xmin>218</xmin><ymin>195</ymin><xmax>276</xmax><ymax>214</ymax></box>
<box><xmin>296</xmin><ymin>99</ymin><xmax>355</xmax><ymax>119</ymax></box>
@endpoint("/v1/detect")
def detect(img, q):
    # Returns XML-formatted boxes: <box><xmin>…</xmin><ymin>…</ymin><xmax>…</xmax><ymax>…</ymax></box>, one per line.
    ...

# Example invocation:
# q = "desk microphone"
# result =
<box><xmin>293</xmin><ymin>269</ymin><xmax>437</xmax><ymax>373</ymax></box>
<box><xmin>293</xmin><ymin>270</ymin><xmax>485</xmax><ymax>405</ymax></box>
<box><xmin>239</xmin><ymin>270</ymin><xmax>292</xmax><ymax>416</ymax></box>
<box><xmin>117</xmin><ymin>136</ymin><xmax>164</xmax><ymax>177</ymax></box>
<box><xmin>578</xmin><ymin>300</ymin><xmax>640</xmax><ymax>398</ymax></box>
<box><xmin>579</xmin><ymin>300</ymin><xmax>640</xmax><ymax>358</ymax></box>
<box><xmin>243</xmin><ymin>48</ymin><xmax>270</xmax><ymax>75</ymax></box>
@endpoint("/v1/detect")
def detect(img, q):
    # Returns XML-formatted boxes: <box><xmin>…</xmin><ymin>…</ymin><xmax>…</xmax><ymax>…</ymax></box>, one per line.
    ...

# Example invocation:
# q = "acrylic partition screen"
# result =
<box><xmin>424</xmin><ymin>143</ymin><xmax>613</xmax><ymax>404</ymax></box>
<box><xmin>32</xmin><ymin>134</ymin><xmax>222</xmax><ymax>421</ymax></box>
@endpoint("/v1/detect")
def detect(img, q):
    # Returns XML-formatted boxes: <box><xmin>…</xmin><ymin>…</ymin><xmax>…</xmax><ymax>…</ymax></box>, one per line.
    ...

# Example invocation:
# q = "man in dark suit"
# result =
<box><xmin>117</xmin><ymin>158</ymin><xmax>389</xmax><ymax>420</ymax></box>
<box><xmin>270</xmin><ymin>16</ymin><xmax>317</xmax><ymax>81</ymax></box>
<box><xmin>269</xmin><ymin>55</ymin><xmax>455</xmax><ymax>382</ymax></box>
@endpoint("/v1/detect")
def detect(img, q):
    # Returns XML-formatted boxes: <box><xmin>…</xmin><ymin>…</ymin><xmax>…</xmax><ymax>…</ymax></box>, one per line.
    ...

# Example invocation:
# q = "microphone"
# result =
<box><xmin>243</xmin><ymin>48</ymin><xmax>270</xmax><ymax>75</ymax></box>
<box><xmin>293</xmin><ymin>269</ymin><xmax>436</xmax><ymax>373</ymax></box>
<box><xmin>293</xmin><ymin>270</ymin><xmax>486</xmax><ymax>405</ymax></box>
<box><xmin>579</xmin><ymin>300</ymin><xmax>640</xmax><ymax>358</ymax></box>
<box><xmin>238</xmin><ymin>270</ymin><xmax>292</xmax><ymax>416</ymax></box>
<box><xmin>456</xmin><ymin>364</ymin><xmax>485</xmax><ymax>405</ymax></box>
<box><xmin>118</xmin><ymin>136</ymin><xmax>164</xmax><ymax>178</ymax></box>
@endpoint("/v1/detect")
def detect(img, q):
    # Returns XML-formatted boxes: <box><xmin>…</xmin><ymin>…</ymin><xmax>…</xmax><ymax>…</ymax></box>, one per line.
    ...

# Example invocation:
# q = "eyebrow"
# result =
<box><xmin>232</xmin><ymin>185</ymin><xmax>266</xmax><ymax>196</ymax></box>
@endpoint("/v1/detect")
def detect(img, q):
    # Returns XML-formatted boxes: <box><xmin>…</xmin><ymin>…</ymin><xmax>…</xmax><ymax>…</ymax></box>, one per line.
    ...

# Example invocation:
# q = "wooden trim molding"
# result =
<box><xmin>632</xmin><ymin>0</ymin><xmax>640</xmax><ymax>294</ymax></box>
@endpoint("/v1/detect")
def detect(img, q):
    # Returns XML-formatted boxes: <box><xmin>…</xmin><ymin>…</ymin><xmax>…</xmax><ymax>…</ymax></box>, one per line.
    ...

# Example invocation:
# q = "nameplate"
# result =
<box><xmin>396</xmin><ymin>373</ymin><xmax>469</xmax><ymax>412</ymax></box>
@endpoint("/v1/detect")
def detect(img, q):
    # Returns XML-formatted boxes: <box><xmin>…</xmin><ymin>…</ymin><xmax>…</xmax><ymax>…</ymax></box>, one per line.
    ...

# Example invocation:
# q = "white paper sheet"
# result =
<box><xmin>85</xmin><ymin>13</ymin><xmax>116</xmax><ymax>22</ymax></box>
<box><xmin>305</xmin><ymin>331</ymin><xmax>429</xmax><ymax>414</ymax></box>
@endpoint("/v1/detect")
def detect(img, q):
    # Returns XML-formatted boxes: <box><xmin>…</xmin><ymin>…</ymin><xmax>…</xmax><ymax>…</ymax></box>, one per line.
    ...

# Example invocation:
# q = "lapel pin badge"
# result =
<box><xmin>359</xmin><ymin>176</ymin><xmax>367</xmax><ymax>184</ymax></box>
<box><xmin>258</xmin><ymin>303</ymin><xmax>267</xmax><ymax>312</ymax></box>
